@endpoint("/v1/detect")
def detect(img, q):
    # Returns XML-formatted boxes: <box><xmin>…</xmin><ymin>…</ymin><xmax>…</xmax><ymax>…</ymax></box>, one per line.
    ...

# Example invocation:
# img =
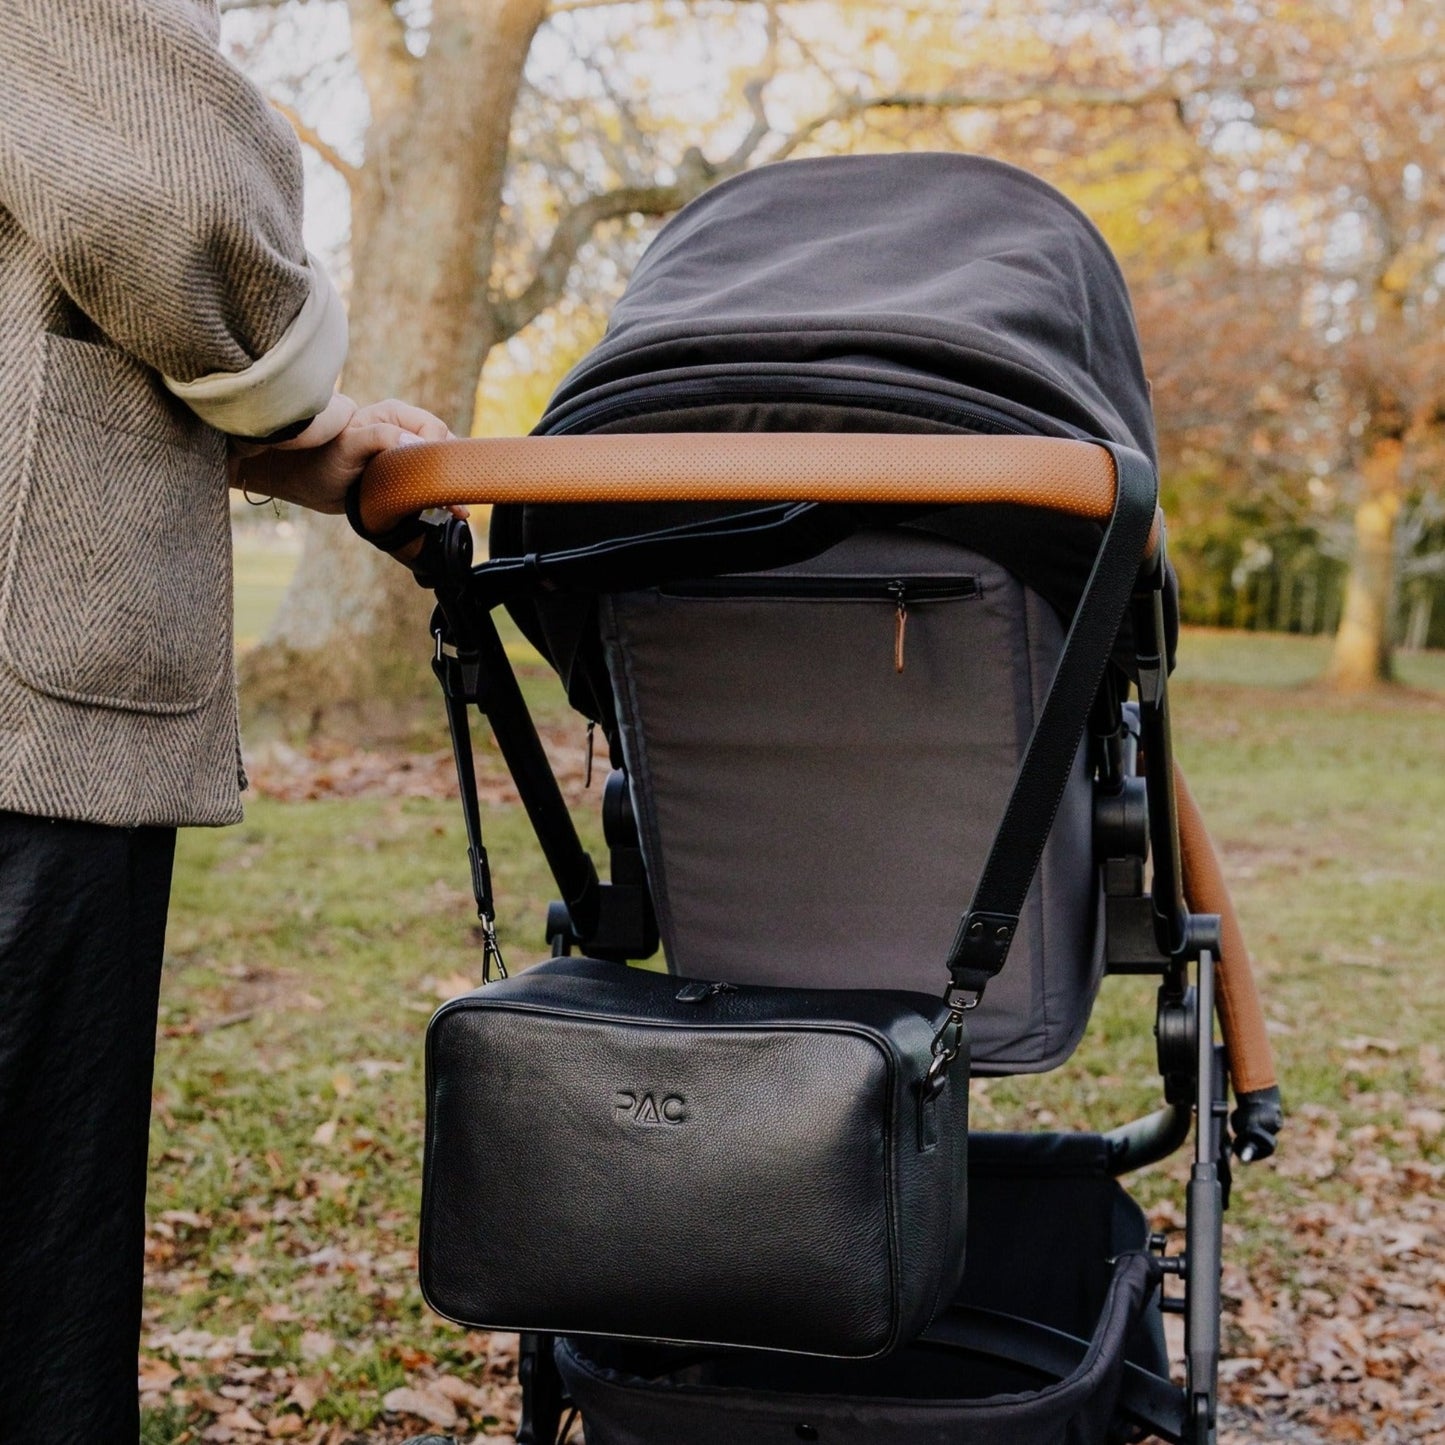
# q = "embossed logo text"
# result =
<box><xmin>613</xmin><ymin>1091</ymin><xmax>687</xmax><ymax>1126</ymax></box>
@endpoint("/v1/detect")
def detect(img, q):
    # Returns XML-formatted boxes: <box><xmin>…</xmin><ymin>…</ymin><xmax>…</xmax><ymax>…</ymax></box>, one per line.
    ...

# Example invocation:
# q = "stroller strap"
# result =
<box><xmin>945</xmin><ymin>443</ymin><xmax>1159</xmax><ymax>1007</ymax></box>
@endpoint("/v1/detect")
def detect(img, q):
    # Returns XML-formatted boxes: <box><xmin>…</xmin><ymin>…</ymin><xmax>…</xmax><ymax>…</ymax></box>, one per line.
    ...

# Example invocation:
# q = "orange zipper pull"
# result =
<box><xmin>889</xmin><ymin>582</ymin><xmax>907</xmax><ymax>673</ymax></box>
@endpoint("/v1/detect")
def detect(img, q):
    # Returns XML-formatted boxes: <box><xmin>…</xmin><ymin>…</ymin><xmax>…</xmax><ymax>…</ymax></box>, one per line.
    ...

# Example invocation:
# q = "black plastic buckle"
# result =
<box><xmin>946</xmin><ymin>909</ymin><xmax>1019</xmax><ymax>1007</ymax></box>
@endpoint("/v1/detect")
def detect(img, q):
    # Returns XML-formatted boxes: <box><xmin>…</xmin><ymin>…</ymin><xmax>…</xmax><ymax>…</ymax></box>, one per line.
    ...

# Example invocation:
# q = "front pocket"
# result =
<box><xmin>0</xmin><ymin>335</ymin><xmax>230</xmax><ymax>714</ymax></box>
<box><xmin>660</xmin><ymin>573</ymin><xmax>980</xmax><ymax>675</ymax></box>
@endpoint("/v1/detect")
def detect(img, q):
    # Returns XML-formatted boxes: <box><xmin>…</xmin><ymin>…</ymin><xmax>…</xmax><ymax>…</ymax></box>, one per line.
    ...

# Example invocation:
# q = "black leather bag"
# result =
<box><xmin>420</xmin><ymin>955</ymin><xmax>970</xmax><ymax>1358</ymax></box>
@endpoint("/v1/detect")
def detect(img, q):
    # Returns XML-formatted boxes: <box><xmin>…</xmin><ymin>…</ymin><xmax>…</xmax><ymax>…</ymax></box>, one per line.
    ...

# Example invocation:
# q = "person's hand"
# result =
<box><xmin>232</xmin><ymin>397</ymin><xmax>454</xmax><ymax>515</ymax></box>
<box><xmin>274</xmin><ymin>391</ymin><xmax>358</xmax><ymax>452</ymax></box>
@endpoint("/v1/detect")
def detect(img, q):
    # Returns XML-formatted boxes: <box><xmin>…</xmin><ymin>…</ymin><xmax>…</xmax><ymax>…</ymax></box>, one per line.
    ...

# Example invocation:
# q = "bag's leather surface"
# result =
<box><xmin>421</xmin><ymin>957</ymin><xmax>969</xmax><ymax>1358</ymax></box>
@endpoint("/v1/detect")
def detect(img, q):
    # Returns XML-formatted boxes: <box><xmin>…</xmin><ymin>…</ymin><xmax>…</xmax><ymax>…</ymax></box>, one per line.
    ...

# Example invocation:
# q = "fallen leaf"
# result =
<box><xmin>299</xmin><ymin>1330</ymin><xmax>335</xmax><ymax>1362</ymax></box>
<box><xmin>216</xmin><ymin>1407</ymin><xmax>266</xmax><ymax>1434</ymax></box>
<box><xmin>284</xmin><ymin>1377</ymin><xmax>325</xmax><ymax>1413</ymax></box>
<box><xmin>160</xmin><ymin>1209</ymin><xmax>209</xmax><ymax>1229</ymax></box>
<box><xmin>1405</xmin><ymin>1107</ymin><xmax>1443</xmax><ymax>1139</ymax></box>
<box><xmin>310</xmin><ymin>1119</ymin><xmax>337</xmax><ymax>1147</ymax></box>
<box><xmin>138</xmin><ymin>1356</ymin><xmax>179</xmax><ymax>1392</ymax></box>
<box><xmin>382</xmin><ymin>1385</ymin><xmax>459</xmax><ymax>1428</ymax></box>
<box><xmin>433</xmin><ymin>1373</ymin><xmax>489</xmax><ymax>1408</ymax></box>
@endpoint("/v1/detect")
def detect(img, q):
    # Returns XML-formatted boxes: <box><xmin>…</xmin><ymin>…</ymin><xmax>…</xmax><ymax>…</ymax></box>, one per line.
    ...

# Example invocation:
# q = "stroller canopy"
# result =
<box><xmin>541</xmin><ymin>152</ymin><xmax>1157</xmax><ymax>463</ymax></box>
<box><xmin>501</xmin><ymin>152</ymin><xmax>1175</xmax><ymax>718</ymax></box>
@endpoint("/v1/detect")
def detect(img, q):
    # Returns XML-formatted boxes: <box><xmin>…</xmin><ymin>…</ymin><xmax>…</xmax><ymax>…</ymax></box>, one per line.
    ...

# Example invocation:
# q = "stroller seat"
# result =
<box><xmin>600</xmin><ymin>526</ymin><xmax>1099</xmax><ymax>1073</ymax></box>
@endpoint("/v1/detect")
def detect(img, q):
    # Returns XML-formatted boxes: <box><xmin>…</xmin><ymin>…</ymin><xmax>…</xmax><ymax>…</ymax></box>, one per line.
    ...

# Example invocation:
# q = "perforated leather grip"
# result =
<box><xmin>1174</xmin><ymin>763</ymin><xmax>1279</xmax><ymax>1095</ymax></box>
<box><xmin>355</xmin><ymin>433</ymin><xmax>1140</xmax><ymax>543</ymax></box>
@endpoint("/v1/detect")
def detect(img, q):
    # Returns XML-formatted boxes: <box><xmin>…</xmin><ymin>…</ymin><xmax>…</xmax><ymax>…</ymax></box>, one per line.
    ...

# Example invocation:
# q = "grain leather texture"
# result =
<box><xmin>359</xmin><ymin>433</ymin><xmax>1118</xmax><ymax>534</ymax></box>
<box><xmin>420</xmin><ymin>957</ymin><xmax>969</xmax><ymax>1358</ymax></box>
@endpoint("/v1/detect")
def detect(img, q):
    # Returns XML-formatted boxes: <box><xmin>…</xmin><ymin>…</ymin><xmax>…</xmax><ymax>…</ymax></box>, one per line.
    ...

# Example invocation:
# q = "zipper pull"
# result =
<box><xmin>675</xmin><ymin>980</ymin><xmax>738</xmax><ymax>1004</ymax></box>
<box><xmin>584</xmin><ymin>719</ymin><xmax>596</xmax><ymax>787</ymax></box>
<box><xmin>889</xmin><ymin>582</ymin><xmax>908</xmax><ymax>674</ymax></box>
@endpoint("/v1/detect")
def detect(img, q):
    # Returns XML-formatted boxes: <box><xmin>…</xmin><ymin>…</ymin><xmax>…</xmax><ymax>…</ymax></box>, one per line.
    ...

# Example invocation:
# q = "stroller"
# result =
<box><xmin>352</xmin><ymin>154</ymin><xmax>1284</xmax><ymax>1445</ymax></box>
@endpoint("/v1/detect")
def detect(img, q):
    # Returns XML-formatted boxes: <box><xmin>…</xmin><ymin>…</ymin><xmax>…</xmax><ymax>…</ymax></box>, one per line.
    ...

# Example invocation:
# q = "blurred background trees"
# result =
<box><xmin>220</xmin><ymin>0</ymin><xmax>1445</xmax><ymax>735</ymax></box>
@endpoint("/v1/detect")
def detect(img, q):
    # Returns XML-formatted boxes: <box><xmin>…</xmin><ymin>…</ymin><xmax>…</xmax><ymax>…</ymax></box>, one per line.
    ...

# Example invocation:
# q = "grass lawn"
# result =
<box><xmin>144</xmin><ymin>592</ymin><xmax>1445</xmax><ymax>1441</ymax></box>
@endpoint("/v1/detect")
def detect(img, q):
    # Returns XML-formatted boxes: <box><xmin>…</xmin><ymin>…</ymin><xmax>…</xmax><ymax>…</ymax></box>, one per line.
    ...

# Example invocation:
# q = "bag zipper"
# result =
<box><xmin>660</xmin><ymin>575</ymin><xmax>979</xmax><ymax>674</ymax></box>
<box><xmin>659</xmin><ymin>575</ymin><xmax>978</xmax><ymax>603</ymax></box>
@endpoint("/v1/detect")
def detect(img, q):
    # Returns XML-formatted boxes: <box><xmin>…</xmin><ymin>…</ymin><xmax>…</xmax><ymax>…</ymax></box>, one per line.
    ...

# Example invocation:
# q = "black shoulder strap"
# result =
<box><xmin>944</xmin><ymin>443</ymin><xmax>1158</xmax><ymax>1007</ymax></box>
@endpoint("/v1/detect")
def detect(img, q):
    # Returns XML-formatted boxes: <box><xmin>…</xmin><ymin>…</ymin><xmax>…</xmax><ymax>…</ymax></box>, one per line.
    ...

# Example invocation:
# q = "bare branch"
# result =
<box><xmin>771</xmin><ymin>79</ymin><xmax>1179</xmax><ymax>162</ymax></box>
<box><xmin>548</xmin><ymin>0</ymin><xmax>759</xmax><ymax>10</ymax></box>
<box><xmin>346</xmin><ymin>0</ymin><xmax>416</xmax><ymax>126</ymax></box>
<box><xmin>270</xmin><ymin>100</ymin><xmax>361</xmax><ymax>185</ymax></box>
<box><xmin>494</xmin><ymin>155</ymin><xmax>733</xmax><ymax>338</ymax></box>
<box><xmin>496</xmin><ymin>3</ymin><xmax>783</xmax><ymax>338</ymax></box>
<box><xmin>765</xmin><ymin>45</ymin><xmax>1445</xmax><ymax>163</ymax></box>
<box><xmin>546</xmin><ymin>0</ymin><xmax>963</xmax><ymax>12</ymax></box>
<box><xmin>219</xmin><ymin>0</ymin><xmax>331</xmax><ymax>11</ymax></box>
<box><xmin>1401</xmin><ymin>550</ymin><xmax>1445</xmax><ymax>579</ymax></box>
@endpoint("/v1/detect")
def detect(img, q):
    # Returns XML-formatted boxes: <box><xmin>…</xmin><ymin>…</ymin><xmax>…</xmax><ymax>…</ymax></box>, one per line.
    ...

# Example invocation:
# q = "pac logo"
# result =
<box><xmin>613</xmin><ymin>1090</ymin><xmax>687</xmax><ymax>1126</ymax></box>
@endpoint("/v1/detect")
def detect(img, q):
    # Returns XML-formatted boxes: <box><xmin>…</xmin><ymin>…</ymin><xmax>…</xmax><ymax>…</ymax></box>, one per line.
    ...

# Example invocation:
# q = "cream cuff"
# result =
<box><xmin>163</xmin><ymin>253</ymin><xmax>348</xmax><ymax>436</ymax></box>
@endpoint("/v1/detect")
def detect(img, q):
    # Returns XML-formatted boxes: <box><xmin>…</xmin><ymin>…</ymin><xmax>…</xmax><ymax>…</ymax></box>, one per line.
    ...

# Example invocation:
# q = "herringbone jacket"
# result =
<box><xmin>0</xmin><ymin>0</ymin><xmax>347</xmax><ymax>827</ymax></box>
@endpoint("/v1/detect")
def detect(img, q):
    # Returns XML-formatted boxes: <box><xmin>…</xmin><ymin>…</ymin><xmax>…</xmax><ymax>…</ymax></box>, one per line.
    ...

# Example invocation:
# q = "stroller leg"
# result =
<box><xmin>516</xmin><ymin>1333</ymin><xmax>566</xmax><ymax>1445</ymax></box>
<box><xmin>1185</xmin><ymin>949</ymin><xmax>1225</xmax><ymax>1445</ymax></box>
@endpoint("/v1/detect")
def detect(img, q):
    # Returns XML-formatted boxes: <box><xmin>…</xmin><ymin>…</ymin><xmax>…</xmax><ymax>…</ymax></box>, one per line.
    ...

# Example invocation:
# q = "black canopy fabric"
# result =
<box><xmin>498</xmin><ymin>152</ymin><xmax>1174</xmax><ymax>718</ymax></box>
<box><xmin>539</xmin><ymin>152</ymin><xmax>1156</xmax><ymax>464</ymax></box>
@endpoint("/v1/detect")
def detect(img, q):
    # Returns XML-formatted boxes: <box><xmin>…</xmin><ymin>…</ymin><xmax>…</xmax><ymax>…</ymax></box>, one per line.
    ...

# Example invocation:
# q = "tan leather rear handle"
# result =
<box><xmin>1174</xmin><ymin>763</ymin><xmax>1279</xmax><ymax>1096</ymax></box>
<box><xmin>357</xmin><ymin>433</ymin><xmax>1140</xmax><ymax>541</ymax></box>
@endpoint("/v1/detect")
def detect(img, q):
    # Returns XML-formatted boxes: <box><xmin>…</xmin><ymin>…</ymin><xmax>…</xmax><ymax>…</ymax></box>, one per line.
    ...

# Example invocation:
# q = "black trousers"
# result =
<box><xmin>0</xmin><ymin>811</ymin><xmax>176</xmax><ymax>1441</ymax></box>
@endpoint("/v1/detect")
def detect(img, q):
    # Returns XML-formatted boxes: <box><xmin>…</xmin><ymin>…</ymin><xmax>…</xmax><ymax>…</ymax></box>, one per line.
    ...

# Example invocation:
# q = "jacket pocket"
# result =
<box><xmin>0</xmin><ymin>334</ymin><xmax>230</xmax><ymax>714</ymax></box>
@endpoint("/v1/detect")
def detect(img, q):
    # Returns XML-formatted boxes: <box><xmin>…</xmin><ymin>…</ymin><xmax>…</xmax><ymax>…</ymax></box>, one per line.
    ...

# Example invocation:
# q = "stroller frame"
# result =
<box><xmin>352</xmin><ymin>432</ymin><xmax>1281</xmax><ymax>1445</ymax></box>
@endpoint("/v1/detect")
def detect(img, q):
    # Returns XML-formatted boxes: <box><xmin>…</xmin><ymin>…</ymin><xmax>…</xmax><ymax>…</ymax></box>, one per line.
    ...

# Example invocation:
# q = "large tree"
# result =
<box><xmin>227</xmin><ymin>0</ymin><xmax>1185</xmax><ymax>737</ymax></box>
<box><xmin>227</xmin><ymin>0</ymin><xmax>1445</xmax><ymax>736</ymax></box>
<box><xmin>233</xmin><ymin>0</ymin><xmax>777</xmax><ymax>737</ymax></box>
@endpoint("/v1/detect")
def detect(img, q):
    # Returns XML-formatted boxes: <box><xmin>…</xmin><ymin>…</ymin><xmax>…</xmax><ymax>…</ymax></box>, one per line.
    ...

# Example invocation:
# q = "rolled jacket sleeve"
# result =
<box><xmin>0</xmin><ymin>0</ymin><xmax>348</xmax><ymax>436</ymax></box>
<box><xmin>162</xmin><ymin>252</ymin><xmax>347</xmax><ymax>436</ymax></box>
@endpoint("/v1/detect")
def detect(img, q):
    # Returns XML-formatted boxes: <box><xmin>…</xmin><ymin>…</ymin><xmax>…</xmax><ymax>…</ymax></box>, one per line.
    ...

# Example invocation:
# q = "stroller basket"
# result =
<box><xmin>557</xmin><ymin>1134</ymin><xmax>1182</xmax><ymax>1445</ymax></box>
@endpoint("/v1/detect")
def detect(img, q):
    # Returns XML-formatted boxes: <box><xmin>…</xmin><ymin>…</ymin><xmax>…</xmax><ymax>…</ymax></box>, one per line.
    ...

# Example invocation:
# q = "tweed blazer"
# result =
<box><xmin>0</xmin><ymin>0</ymin><xmax>348</xmax><ymax>828</ymax></box>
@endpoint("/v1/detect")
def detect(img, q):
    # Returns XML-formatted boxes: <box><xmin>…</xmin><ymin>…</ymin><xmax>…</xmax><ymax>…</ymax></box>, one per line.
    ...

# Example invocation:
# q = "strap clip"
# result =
<box><xmin>479</xmin><ymin>914</ymin><xmax>508</xmax><ymax>983</ymax></box>
<box><xmin>925</xmin><ymin>1005</ymin><xmax>969</xmax><ymax>1093</ymax></box>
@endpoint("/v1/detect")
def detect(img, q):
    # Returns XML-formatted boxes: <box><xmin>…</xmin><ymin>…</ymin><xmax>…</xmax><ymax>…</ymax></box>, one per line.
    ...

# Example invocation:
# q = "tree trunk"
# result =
<box><xmin>239</xmin><ymin>0</ymin><xmax>547</xmax><ymax>742</ymax></box>
<box><xmin>1323</xmin><ymin>437</ymin><xmax>1403</xmax><ymax>692</ymax></box>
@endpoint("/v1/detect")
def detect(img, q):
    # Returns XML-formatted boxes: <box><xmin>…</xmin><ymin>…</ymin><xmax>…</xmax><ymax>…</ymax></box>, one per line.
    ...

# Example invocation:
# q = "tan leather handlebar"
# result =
<box><xmin>357</xmin><ymin>433</ymin><xmax>1131</xmax><ymax>540</ymax></box>
<box><xmin>1175</xmin><ymin>763</ymin><xmax>1279</xmax><ymax>1095</ymax></box>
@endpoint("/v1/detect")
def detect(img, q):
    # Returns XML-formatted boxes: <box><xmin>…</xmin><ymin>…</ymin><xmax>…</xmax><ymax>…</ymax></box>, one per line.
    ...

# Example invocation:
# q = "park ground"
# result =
<box><xmin>137</xmin><ymin>542</ymin><xmax>1445</xmax><ymax>1443</ymax></box>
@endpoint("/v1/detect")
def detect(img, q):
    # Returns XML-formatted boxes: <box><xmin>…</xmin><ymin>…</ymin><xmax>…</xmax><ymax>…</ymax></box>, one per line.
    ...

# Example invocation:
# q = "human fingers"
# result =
<box><xmin>352</xmin><ymin>398</ymin><xmax>452</xmax><ymax>443</ymax></box>
<box><xmin>338</xmin><ymin>421</ymin><xmax>417</xmax><ymax>463</ymax></box>
<box><xmin>275</xmin><ymin>392</ymin><xmax>357</xmax><ymax>450</ymax></box>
